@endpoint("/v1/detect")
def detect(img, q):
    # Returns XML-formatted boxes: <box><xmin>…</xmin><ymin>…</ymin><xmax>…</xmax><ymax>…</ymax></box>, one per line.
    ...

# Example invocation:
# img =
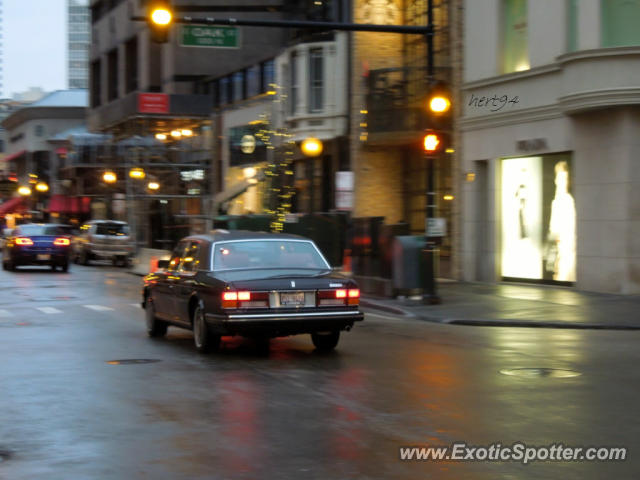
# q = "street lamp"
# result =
<box><xmin>129</xmin><ymin>168</ymin><xmax>146</xmax><ymax>180</ymax></box>
<box><xmin>18</xmin><ymin>186</ymin><xmax>32</xmax><ymax>196</ymax></box>
<box><xmin>148</xmin><ymin>1</ymin><xmax>173</xmax><ymax>43</ymax></box>
<box><xmin>301</xmin><ymin>137</ymin><xmax>323</xmax><ymax>157</ymax></box>
<box><xmin>103</xmin><ymin>171</ymin><xmax>117</xmax><ymax>184</ymax></box>
<box><xmin>35</xmin><ymin>182</ymin><xmax>49</xmax><ymax>193</ymax></box>
<box><xmin>148</xmin><ymin>181</ymin><xmax>160</xmax><ymax>191</ymax></box>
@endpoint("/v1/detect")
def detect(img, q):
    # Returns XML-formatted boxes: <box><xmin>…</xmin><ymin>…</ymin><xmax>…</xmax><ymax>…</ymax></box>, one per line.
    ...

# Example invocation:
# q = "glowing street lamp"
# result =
<box><xmin>35</xmin><ymin>182</ymin><xmax>49</xmax><ymax>193</ymax></box>
<box><xmin>103</xmin><ymin>171</ymin><xmax>117</xmax><ymax>184</ymax></box>
<box><xmin>301</xmin><ymin>137</ymin><xmax>323</xmax><ymax>157</ymax></box>
<box><xmin>148</xmin><ymin>181</ymin><xmax>160</xmax><ymax>191</ymax></box>
<box><xmin>155</xmin><ymin>133</ymin><xmax>167</xmax><ymax>141</ymax></box>
<box><xmin>129</xmin><ymin>168</ymin><xmax>146</xmax><ymax>180</ymax></box>
<box><xmin>18</xmin><ymin>186</ymin><xmax>32</xmax><ymax>196</ymax></box>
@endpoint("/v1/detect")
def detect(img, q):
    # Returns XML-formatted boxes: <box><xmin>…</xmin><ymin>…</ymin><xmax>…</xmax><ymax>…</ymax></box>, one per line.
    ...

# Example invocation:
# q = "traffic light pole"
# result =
<box><xmin>423</xmin><ymin>0</ymin><xmax>441</xmax><ymax>304</ymax></box>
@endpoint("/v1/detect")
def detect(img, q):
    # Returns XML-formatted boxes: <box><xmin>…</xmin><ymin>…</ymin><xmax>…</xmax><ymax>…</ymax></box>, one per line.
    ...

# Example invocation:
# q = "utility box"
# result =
<box><xmin>392</xmin><ymin>235</ymin><xmax>425</xmax><ymax>295</ymax></box>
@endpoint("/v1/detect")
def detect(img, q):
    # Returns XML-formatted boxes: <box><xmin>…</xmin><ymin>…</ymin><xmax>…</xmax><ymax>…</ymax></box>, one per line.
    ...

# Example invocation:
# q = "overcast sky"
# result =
<box><xmin>3</xmin><ymin>0</ymin><xmax>67</xmax><ymax>98</ymax></box>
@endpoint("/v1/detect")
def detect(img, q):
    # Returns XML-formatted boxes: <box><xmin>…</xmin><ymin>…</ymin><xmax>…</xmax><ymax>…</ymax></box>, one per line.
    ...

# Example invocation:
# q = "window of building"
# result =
<box><xmin>261</xmin><ymin>59</ymin><xmax>275</xmax><ymax>93</ymax></box>
<box><xmin>246</xmin><ymin>65</ymin><xmax>260</xmax><ymax>98</ymax></box>
<box><xmin>567</xmin><ymin>0</ymin><xmax>578</xmax><ymax>52</ymax></box>
<box><xmin>107</xmin><ymin>48</ymin><xmax>118</xmax><ymax>101</ymax></box>
<box><xmin>232</xmin><ymin>71</ymin><xmax>245</xmax><ymax>102</ymax></box>
<box><xmin>290</xmin><ymin>52</ymin><xmax>299</xmax><ymax>115</ymax></box>
<box><xmin>502</xmin><ymin>0</ymin><xmax>529</xmax><ymax>73</ymax></box>
<box><xmin>91</xmin><ymin>59</ymin><xmax>101</xmax><ymax>107</ymax></box>
<box><xmin>309</xmin><ymin>48</ymin><xmax>324</xmax><ymax>112</ymax></box>
<box><xmin>125</xmin><ymin>35</ymin><xmax>138</xmax><ymax>94</ymax></box>
<box><xmin>219</xmin><ymin>76</ymin><xmax>231</xmax><ymax>105</ymax></box>
<box><xmin>601</xmin><ymin>0</ymin><xmax>640</xmax><ymax>47</ymax></box>
<box><xmin>35</xmin><ymin>125</ymin><xmax>45</xmax><ymax>137</ymax></box>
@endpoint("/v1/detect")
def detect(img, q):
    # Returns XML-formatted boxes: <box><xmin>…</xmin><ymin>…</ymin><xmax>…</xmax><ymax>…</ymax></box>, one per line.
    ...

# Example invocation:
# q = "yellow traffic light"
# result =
<box><xmin>427</xmin><ymin>82</ymin><xmax>451</xmax><ymax>115</ymax></box>
<box><xmin>423</xmin><ymin>133</ymin><xmax>441</xmax><ymax>153</ymax></box>
<box><xmin>148</xmin><ymin>2</ymin><xmax>173</xmax><ymax>43</ymax></box>
<box><xmin>429</xmin><ymin>95</ymin><xmax>451</xmax><ymax>114</ymax></box>
<box><xmin>150</xmin><ymin>7</ymin><xmax>172</xmax><ymax>26</ymax></box>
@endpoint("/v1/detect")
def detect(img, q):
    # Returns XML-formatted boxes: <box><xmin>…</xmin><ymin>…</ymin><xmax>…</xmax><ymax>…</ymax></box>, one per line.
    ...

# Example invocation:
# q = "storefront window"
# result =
<box><xmin>502</xmin><ymin>0</ymin><xmax>529</xmax><ymax>73</ymax></box>
<box><xmin>501</xmin><ymin>155</ymin><xmax>576</xmax><ymax>283</ymax></box>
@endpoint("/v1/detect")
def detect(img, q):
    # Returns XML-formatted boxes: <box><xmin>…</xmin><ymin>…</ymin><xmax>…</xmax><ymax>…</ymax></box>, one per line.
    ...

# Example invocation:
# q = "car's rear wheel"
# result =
<box><xmin>311</xmin><ymin>331</ymin><xmax>340</xmax><ymax>351</ymax></box>
<box><xmin>80</xmin><ymin>249</ymin><xmax>90</xmax><ymax>266</ymax></box>
<box><xmin>145</xmin><ymin>296</ymin><xmax>168</xmax><ymax>338</ymax></box>
<box><xmin>193</xmin><ymin>304</ymin><xmax>220</xmax><ymax>353</ymax></box>
<box><xmin>61</xmin><ymin>261</ymin><xmax>69</xmax><ymax>273</ymax></box>
<box><xmin>50</xmin><ymin>264</ymin><xmax>56</xmax><ymax>272</ymax></box>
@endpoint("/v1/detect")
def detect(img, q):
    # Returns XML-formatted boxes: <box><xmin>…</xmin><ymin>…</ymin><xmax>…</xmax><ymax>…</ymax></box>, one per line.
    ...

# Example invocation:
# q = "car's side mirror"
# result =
<box><xmin>157</xmin><ymin>259</ymin><xmax>170</xmax><ymax>269</ymax></box>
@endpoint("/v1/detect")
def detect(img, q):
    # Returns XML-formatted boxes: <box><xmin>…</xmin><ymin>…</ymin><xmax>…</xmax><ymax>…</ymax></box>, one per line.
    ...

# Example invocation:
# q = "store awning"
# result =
<box><xmin>1</xmin><ymin>150</ymin><xmax>26</xmax><ymax>163</ymax></box>
<box><xmin>49</xmin><ymin>195</ymin><xmax>91</xmax><ymax>214</ymax></box>
<box><xmin>0</xmin><ymin>197</ymin><xmax>26</xmax><ymax>216</ymax></box>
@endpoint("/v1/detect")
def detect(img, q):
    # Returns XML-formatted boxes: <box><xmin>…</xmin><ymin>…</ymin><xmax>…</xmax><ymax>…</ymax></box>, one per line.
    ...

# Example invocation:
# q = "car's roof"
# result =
<box><xmin>87</xmin><ymin>220</ymin><xmax>128</xmax><ymax>225</ymax></box>
<box><xmin>17</xmin><ymin>223</ymin><xmax>72</xmax><ymax>228</ymax></box>
<box><xmin>185</xmin><ymin>229</ymin><xmax>311</xmax><ymax>244</ymax></box>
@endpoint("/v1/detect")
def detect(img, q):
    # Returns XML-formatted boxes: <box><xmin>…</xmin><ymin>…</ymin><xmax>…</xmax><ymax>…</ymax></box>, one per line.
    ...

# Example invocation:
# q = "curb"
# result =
<box><xmin>426</xmin><ymin>317</ymin><xmax>640</xmax><ymax>331</ymax></box>
<box><xmin>360</xmin><ymin>298</ymin><xmax>413</xmax><ymax>317</ymax></box>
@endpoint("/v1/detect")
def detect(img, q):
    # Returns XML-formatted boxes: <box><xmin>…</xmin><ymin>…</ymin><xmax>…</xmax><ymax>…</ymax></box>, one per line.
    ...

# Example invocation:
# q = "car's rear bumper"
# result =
<box><xmin>12</xmin><ymin>252</ymin><xmax>69</xmax><ymax>265</ymax></box>
<box><xmin>205</xmin><ymin>310</ymin><xmax>364</xmax><ymax>336</ymax></box>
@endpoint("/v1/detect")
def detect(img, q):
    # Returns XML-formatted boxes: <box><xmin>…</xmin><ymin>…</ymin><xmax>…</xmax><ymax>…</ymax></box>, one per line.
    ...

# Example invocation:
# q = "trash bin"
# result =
<box><xmin>392</xmin><ymin>235</ymin><xmax>425</xmax><ymax>296</ymax></box>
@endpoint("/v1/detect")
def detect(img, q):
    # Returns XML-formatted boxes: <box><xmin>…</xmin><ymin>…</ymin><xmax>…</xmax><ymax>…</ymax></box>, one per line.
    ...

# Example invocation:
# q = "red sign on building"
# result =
<box><xmin>138</xmin><ymin>93</ymin><xmax>170</xmax><ymax>114</ymax></box>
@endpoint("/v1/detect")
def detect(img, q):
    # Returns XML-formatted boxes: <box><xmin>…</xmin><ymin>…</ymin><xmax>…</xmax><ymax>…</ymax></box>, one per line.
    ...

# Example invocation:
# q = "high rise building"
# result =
<box><xmin>68</xmin><ymin>0</ymin><xmax>90</xmax><ymax>89</ymax></box>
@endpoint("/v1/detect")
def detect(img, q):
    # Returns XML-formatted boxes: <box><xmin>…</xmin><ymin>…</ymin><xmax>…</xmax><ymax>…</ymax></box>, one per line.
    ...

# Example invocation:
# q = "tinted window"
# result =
<box><xmin>95</xmin><ymin>223</ymin><xmax>129</xmax><ymax>235</ymax></box>
<box><xmin>213</xmin><ymin>240</ymin><xmax>328</xmax><ymax>271</ymax></box>
<box><xmin>16</xmin><ymin>225</ymin><xmax>71</xmax><ymax>236</ymax></box>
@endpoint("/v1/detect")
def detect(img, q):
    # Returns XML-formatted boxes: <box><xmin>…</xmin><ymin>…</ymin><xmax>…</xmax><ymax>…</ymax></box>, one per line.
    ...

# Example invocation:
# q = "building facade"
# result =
<box><xmin>68</xmin><ymin>0</ymin><xmax>91</xmax><ymax>89</ymax></box>
<box><xmin>461</xmin><ymin>0</ymin><xmax>640</xmax><ymax>294</ymax></box>
<box><xmin>349</xmin><ymin>0</ymin><xmax>459</xmax><ymax>278</ymax></box>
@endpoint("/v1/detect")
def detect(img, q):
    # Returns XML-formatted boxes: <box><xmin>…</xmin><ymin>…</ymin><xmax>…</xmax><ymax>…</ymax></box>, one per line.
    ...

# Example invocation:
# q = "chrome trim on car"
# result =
<box><xmin>205</xmin><ymin>310</ymin><xmax>362</xmax><ymax>321</ymax></box>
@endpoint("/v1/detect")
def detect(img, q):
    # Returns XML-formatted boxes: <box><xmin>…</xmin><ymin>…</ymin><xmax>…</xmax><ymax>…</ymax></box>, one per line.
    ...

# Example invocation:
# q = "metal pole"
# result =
<box><xmin>423</xmin><ymin>0</ymin><xmax>440</xmax><ymax>304</ymax></box>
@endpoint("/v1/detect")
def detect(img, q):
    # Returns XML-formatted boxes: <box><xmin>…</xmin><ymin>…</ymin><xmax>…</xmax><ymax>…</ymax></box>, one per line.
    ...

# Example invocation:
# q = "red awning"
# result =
<box><xmin>56</xmin><ymin>147</ymin><xmax>68</xmax><ymax>155</ymax></box>
<box><xmin>49</xmin><ymin>195</ymin><xmax>91</xmax><ymax>214</ymax></box>
<box><xmin>1</xmin><ymin>150</ymin><xmax>27</xmax><ymax>163</ymax></box>
<box><xmin>0</xmin><ymin>197</ymin><xmax>26</xmax><ymax>216</ymax></box>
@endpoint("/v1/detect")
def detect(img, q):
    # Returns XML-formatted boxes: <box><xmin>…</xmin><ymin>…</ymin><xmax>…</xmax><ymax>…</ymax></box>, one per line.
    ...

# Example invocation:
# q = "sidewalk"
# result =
<box><xmin>361</xmin><ymin>281</ymin><xmax>640</xmax><ymax>330</ymax></box>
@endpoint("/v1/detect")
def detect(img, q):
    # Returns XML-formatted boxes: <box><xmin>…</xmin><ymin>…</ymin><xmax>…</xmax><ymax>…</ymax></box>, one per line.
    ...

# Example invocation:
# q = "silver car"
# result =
<box><xmin>73</xmin><ymin>220</ymin><xmax>134</xmax><ymax>267</ymax></box>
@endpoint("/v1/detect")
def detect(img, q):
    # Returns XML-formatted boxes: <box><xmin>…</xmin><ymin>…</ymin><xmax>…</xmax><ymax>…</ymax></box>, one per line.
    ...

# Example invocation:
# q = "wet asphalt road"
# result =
<box><xmin>0</xmin><ymin>263</ymin><xmax>639</xmax><ymax>479</ymax></box>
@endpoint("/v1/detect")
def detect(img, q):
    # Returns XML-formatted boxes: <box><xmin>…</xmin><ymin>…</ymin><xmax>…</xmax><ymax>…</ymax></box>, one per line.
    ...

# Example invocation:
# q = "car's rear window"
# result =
<box><xmin>213</xmin><ymin>240</ymin><xmax>329</xmax><ymax>271</ymax></box>
<box><xmin>95</xmin><ymin>223</ymin><xmax>129</xmax><ymax>235</ymax></box>
<box><xmin>16</xmin><ymin>225</ymin><xmax>72</xmax><ymax>236</ymax></box>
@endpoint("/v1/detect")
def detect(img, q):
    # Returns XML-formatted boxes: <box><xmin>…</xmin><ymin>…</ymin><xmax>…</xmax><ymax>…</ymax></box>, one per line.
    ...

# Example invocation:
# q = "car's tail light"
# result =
<box><xmin>54</xmin><ymin>237</ymin><xmax>70</xmax><ymax>246</ymax></box>
<box><xmin>317</xmin><ymin>288</ymin><xmax>359</xmax><ymax>306</ymax></box>
<box><xmin>348</xmin><ymin>289</ymin><xmax>360</xmax><ymax>305</ymax></box>
<box><xmin>222</xmin><ymin>291</ymin><xmax>268</xmax><ymax>308</ymax></box>
<box><xmin>15</xmin><ymin>237</ymin><xmax>34</xmax><ymax>246</ymax></box>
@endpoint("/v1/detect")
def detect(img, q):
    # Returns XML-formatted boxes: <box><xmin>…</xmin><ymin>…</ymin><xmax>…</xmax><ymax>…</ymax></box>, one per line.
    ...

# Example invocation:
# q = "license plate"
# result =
<box><xmin>37</xmin><ymin>254</ymin><xmax>51</xmax><ymax>261</ymax></box>
<box><xmin>280</xmin><ymin>292</ymin><xmax>305</xmax><ymax>306</ymax></box>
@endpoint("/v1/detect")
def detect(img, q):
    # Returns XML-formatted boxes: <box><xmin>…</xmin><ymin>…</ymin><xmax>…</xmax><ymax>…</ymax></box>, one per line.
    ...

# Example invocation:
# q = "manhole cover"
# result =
<box><xmin>500</xmin><ymin>368</ymin><xmax>581</xmax><ymax>378</ymax></box>
<box><xmin>106</xmin><ymin>359</ymin><xmax>161</xmax><ymax>365</ymax></box>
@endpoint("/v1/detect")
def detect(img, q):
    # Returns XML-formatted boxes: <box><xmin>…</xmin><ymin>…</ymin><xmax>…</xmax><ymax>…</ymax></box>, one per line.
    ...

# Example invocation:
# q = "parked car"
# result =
<box><xmin>142</xmin><ymin>230</ymin><xmax>364</xmax><ymax>353</ymax></box>
<box><xmin>73</xmin><ymin>220</ymin><xmax>134</xmax><ymax>267</ymax></box>
<box><xmin>2</xmin><ymin>223</ymin><xmax>73</xmax><ymax>272</ymax></box>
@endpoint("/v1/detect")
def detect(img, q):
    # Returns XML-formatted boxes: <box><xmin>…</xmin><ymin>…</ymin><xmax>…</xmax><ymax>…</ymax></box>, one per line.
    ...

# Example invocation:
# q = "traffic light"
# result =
<box><xmin>427</xmin><ymin>82</ymin><xmax>451</xmax><ymax>115</ymax></box>
<box><xmin>423</xmin><ymin>130</ymin><xmax>443</xmax><ymax>154</ymax></box>
<box><xmin>148</xmin><ymin>1</ymin><xmax>173</xmax><ymax>43</ymax></box>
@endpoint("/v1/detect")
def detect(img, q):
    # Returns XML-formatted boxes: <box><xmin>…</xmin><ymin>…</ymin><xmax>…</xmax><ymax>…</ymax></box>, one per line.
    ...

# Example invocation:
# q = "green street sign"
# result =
<box><xmin>179</xmin><ymin>25</ymin><xmax>240</xmax><ymax>48</ymax></box>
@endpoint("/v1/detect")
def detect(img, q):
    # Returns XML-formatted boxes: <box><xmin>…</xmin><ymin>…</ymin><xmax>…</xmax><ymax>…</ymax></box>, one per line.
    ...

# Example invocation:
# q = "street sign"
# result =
<box><xmin>138</xmin><ymin>93</ymin><xmax>169</xmax><ymax>114</ymax></box>
<box><xmin>426</xmin><ymin>217</ymin><xmax>447</xmax><ymax>237</ymax></box>
<box><xmin>179</xmin><ymin>25</ymin><xmax>240</xmax><ymax>48</ymax></box>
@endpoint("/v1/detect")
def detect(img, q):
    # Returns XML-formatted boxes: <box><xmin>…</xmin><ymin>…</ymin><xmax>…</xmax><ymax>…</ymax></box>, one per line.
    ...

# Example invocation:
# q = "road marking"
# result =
<box><xmin>37</xmin><ymin>307</ymin><xmax>63</xmax><ymax>314</ymax></box>
<box><xmin>84</xmin><ymin>305</ymin><xmax>114</xmax><ymax>312</ymax></box>
<box><xmin>130</xmin><ymin>303</ymin><xmax>142</xmax><ymax>309</ymax></box>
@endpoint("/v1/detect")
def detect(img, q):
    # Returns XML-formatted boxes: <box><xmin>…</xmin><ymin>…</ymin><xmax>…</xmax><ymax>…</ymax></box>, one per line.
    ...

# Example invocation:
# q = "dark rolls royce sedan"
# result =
<box><xmin>142</xmin><ymin>230</ymin><xmax>364</xmax><ymax>352</ymax></box>
<box><xmin>2</xmin><ymin>223</ymin><xmax>73</xmax><ymax>272</ymax></box>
